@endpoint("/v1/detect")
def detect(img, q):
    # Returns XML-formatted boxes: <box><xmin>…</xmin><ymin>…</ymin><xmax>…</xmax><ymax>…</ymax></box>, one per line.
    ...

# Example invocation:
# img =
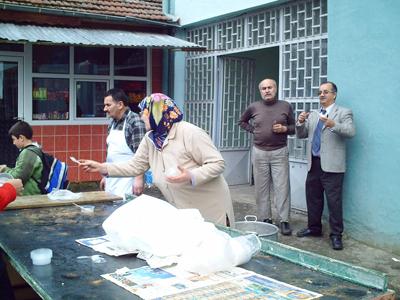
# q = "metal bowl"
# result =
<box><xmin>235</xmin><ymin>215</ymin><xmax>279</xmax><ymax>241</ymax></box>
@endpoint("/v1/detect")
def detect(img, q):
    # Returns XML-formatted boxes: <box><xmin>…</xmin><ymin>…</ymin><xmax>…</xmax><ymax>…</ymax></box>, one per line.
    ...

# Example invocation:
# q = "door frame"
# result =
<box><xmin>0</xmin><ymin>55</ymin><xmax>24</xmax><ymax>120</ymax></box>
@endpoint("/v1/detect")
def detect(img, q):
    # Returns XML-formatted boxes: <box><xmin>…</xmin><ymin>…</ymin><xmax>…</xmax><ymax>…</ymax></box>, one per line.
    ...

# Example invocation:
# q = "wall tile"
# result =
<box><xmin>67</xmin><ymin>125</ymin><xmax>79</xmax><ymax>135</ymax></box>
<box><xmin>55</xmin><ymin>125</ymin><xmax>67</xmax><ymax>135</ymax></box>
<box><xmin>80</xmin><ymin>125</ymin><xmax>91</xmax><ymax>134</ymax></box>
<box><xmin>41</xmin><ymin>136</ymin><xmax>55</xmax><ymax>152</ymax></box>
<box><xmin>79</xmin><ymin>135</ymin><xmax>91</xmax><ymax>151</ymax></box>
<box><xmin>67</xmin><ymin>136</ymin><xmax>79</xmax><ymax>151</ymax></box>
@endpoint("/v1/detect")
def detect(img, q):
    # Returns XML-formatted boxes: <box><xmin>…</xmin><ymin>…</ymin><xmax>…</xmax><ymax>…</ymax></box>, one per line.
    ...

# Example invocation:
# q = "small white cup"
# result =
<box><xmin>31</xmin><ymin>248</ymin><xmax>53</xmax><ymax>266</ymax></box>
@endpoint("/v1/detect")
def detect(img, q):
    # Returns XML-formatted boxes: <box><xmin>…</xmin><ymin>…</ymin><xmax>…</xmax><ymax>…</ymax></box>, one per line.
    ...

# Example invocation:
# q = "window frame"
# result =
<box><xmin>23</xmin><ymin>45</ymin><xmax>151</xmax><ymax>125</ymax></box>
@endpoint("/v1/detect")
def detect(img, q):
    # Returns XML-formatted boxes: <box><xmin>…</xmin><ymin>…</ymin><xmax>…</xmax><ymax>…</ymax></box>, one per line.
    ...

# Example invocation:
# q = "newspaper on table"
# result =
<box><xmin>101</xmin><ymin>265</ymin><xmax>322</xmax><ymax>300</ymax></box>
<box><xmin>76</xmin><ymin>236</ymin><xmax>138</xmax><ymax>256</ymax></box>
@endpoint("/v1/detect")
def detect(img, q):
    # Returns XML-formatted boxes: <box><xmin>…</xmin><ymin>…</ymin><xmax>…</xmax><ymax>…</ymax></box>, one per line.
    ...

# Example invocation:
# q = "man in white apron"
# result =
<box><xmin>100</xmin><ymin>88</ymin><xmax>146</xmax><ymax>199</ymax></box>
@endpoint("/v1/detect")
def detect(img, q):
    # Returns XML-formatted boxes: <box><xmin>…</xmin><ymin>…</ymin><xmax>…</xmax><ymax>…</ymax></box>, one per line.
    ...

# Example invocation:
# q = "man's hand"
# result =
<box><xmin>298</xmin><ymin>111</ymin><xmax>310</xmax><ymax>124</ymax></box>
<box><xmin>80</xmin><ymin>160</ymin><xmax>108</xmax><ymax>175</ymax></box>
<box><xmin>133</xmin><ymin>175</ymin><xmax>144</xmax><ymax>196</ymax></box>
<box><xmin>166</xmin><ymin>166</ymin><xmax>191</xmax><ymax>184</ymax></box>
<box><xmin>0</xmin><ymin>165</ymin><xmax>7</xmax><ymax>172</ymax></box>
<box><xmin>319</xmin><ymin>115</ymin><xmax>335</xmax><ymax>128</ymax></box>
<box><xmin>272</xmin><ymin>123</ymin><xmax>287</xmax><ymax>133</ymax></box>
<box><xmin>8</xmin><ymin>179</ymin><xmax>23</xmax><ymax>195</ymax></box>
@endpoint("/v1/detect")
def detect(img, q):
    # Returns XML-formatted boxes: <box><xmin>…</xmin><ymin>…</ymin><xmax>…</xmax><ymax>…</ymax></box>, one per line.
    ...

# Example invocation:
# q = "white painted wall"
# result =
<box><xmin>170</xmin><ymin>0</ymin><xmax>279</xmax><ymax>26</ymax></box>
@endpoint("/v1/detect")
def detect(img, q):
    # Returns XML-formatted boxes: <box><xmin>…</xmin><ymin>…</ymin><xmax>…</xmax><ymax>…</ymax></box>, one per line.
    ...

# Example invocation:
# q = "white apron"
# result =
<box><xmin>105</xmin><ymin>112</ymin><xmax>134</xmax><ymax>198</ymax></box>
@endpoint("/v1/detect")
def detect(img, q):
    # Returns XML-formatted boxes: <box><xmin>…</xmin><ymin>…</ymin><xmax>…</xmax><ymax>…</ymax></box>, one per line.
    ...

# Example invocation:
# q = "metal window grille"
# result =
<box><xmin>217</xmin><ymin>18</ymin><xmax>245</xmax><ymax>50</ymax></box>
<box><xmin>184</xmin><ymin>56</ymin><xmax>215</xmax><ymax>135</ymax></box>
<box><xmin>220</xmin><ymin>58</ymin><xmax>255</xmax><ymax>149</ymax></box>
<box><xmin>184</xmin><ymin>101</ymin><xmax>214</xmax><ymax>135</ymax></box>
<box><xmin>282</xmin><ymin>38</ymin><xmax>328</xmax><ymax>99</ymax></box>
<box><xmin>247</xmin><ymin>9</ymin><xmax>280</xmax><ymax>46</ymax></box>
<box><xmin>283</xmin><ymin>37</ymin><xmax>328</xmax><ymax>160</ymax></box>
<box><xmin>283</xmin><ymin>0</ymin><xmax>327</xmax><ymax>41</ymax></box>
<box><xmin>186</xmin><ymin>25</ymin><xmax>215</xmax><ymax>55</ymax></box>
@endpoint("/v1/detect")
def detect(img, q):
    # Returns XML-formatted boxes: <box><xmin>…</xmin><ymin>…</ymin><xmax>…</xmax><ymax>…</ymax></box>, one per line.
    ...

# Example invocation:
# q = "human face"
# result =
<box><xmin>259</xmin><ymin>79</ymin><xmax>277</xmax><ymax>102</ymax></box>
<box><xmin>319</xmin><ymin>83</ymin><xmax>336</xmax><ymax>108</ymax></box>
<box><xmin>103</xmin><ymin>95</ymin><xmax>123</xmax><ymax>120</ymax></box>
<box><xmin>11</xmin><ymin>135</ymin><xmax>24</xmax><ymax>149</ymax></box>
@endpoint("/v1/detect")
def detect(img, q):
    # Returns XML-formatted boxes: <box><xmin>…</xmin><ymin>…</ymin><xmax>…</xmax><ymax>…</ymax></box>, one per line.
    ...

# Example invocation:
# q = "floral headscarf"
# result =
<box><xmin>138</xmin><ymin>93</ymin><xmax>183</xmax><ymax>150</ymax></box>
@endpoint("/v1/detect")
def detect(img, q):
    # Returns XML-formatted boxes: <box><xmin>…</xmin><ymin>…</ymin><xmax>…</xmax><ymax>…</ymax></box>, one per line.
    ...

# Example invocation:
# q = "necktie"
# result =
<box><xmin>311</xmin><ymin>109</ymin><xmax>327</xmax><ymax>156</ymax></box>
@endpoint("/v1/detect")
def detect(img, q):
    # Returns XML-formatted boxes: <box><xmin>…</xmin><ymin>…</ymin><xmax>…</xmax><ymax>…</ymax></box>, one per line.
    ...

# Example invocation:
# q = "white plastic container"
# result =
<box><xmin>0</xmin><ymin>173</ymin><xmax>13</xmax><ymax>185</ymax></box>
<box><xmin>30</xmin><ymin>248</ymin><xmax>53</xmax><ymax>266</ymax></box>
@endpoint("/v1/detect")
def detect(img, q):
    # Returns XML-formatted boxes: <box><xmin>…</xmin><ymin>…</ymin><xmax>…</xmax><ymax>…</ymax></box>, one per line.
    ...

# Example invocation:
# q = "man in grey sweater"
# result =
<box><xmin>239</xmin><ymin>78</ymin><xmax>295</xmax><ymax>235</ymax></box>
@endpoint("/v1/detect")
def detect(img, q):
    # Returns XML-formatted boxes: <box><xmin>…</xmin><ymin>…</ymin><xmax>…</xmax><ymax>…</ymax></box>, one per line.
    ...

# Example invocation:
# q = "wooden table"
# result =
<box><xmin>6</xmin><ymin>191</ymin><xmax>123</xmax><ymax>210</ymax></box>
<box><xmin>0</xmin><ymin>194</ymin><xmax>395</xmax><ymax>300</ymax></box>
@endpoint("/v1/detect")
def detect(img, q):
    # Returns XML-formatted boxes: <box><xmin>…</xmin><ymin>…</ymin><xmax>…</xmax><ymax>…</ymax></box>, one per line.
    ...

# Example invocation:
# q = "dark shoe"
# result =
<box><xmin>296</xmin><ymin>228</ymin><xmax>322</xmax><ymax>238</ymax></box>
<box><xmin>331</xmin><ymin>236</ymin><xmax>343</xmax><ymax>250</ymax></box>
<box><xmin>280</xmin><ymin>222</ymin><xmax>292</xmax><ymax>236</ymax></box>
<box><xmin>263</xmin><ymin>218</ymin><xmax>273</xmax><ymax>224</ymax></box>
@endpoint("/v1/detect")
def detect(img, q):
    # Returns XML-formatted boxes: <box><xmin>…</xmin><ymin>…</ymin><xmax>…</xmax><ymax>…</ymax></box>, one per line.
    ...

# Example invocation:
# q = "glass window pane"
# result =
<box><xmin>0</xmin><ymin>61</ymin><xmax>18</xmax><ymax>120</ymax></box>
<box><xmin>74</xmin><ymin>47</ymin><xmax>109</xmax><ymax>75</ymax></box>
<box><xmin>32</xmin><ymin>78</ymin><xmax>69</xmax><ymax>120</ymax></box>
<box><xmin>76</xmin><ymin>81</ymin><xmax>107</xmax><ymax>118</ymax></box>
<box><xmin>33</xmin><ymin>45</ymin><xmax>69</xmax><ymax>74</ymax></box>
<box><xmin>114</xmin><ymin>48</ymin><xmax>147</xmax><ymax>76</ymax></box>
<box><xmin>0</xmin><ymin>43</ymin><xmax>24</xmax><ymax>52</ymax></box>
<box><xmin>114</xmin><ymin>80</ymin><xmax>146</xmax><ymax>114</ymax></box>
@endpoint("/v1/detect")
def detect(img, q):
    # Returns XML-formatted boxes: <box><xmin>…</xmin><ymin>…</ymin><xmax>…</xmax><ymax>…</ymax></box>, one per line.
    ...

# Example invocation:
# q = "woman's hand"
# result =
<box><xmin>133</xmin><ymin>175</ymin><xmax>144</xmax><ymax>196</ymax></box>
<box><xmin>79</xmin><ymin>160</ymin><xmax>108</xmax><ymax>176</ymax></box>
<box><xmin>165</xmin><ymin>166</ymin><xmax>191</xmax><ymax>184</ymax></box>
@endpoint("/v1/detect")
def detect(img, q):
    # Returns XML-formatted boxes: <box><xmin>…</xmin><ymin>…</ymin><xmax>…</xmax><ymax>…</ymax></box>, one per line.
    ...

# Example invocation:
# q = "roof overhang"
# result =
<box><xmin>0</xmin><ymin>23</ymin><xmax>205</xmax><ymax>51</ymax></box>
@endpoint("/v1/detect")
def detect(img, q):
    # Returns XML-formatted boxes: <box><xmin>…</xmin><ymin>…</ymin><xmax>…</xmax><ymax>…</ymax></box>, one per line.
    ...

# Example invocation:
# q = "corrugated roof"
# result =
<box><xmin>0</xmin><ymin>23</ymin><xmax>204</xmax><ymax>50</ymax></box>
<box><xmin>0</xmin><ymin>0</ymin><xmax>173</xmax><ymax>23</ymax></box>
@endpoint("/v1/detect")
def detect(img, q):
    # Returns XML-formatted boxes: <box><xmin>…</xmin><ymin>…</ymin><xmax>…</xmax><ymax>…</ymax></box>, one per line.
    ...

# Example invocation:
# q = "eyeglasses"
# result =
<box><xmin>318</xmin><ymin>90</ymin><xmax>335</xmax><ymax>95</ymax></box>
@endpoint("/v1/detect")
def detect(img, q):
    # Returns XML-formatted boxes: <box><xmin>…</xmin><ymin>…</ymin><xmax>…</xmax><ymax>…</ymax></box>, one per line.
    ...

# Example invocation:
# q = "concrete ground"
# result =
<box><xmin>229</xmin><ymin>184</ymin><xmax>400</xmax><ymax>297</ymax></box>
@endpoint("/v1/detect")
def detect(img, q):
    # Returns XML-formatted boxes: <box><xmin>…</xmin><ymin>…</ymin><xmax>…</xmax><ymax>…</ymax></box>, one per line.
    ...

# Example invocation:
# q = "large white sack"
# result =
<box><xmin>102</xmin><ymin>195</ymin><xmax>208</xmax><ymax>257</ymax></box>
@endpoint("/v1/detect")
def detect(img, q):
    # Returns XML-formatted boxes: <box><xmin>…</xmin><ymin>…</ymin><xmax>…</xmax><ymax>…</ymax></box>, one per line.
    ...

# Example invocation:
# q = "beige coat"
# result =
<box><xmin>107</xmin><ymin>121</ymin><xmax>235</xmax><ymax>226</ymax></box>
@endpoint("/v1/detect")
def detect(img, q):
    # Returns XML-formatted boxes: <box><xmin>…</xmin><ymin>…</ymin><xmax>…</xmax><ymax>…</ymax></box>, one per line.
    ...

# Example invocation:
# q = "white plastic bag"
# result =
<box><xmin>102</xmin><ymin>194</ymin><xmax>207</xmax><ymax>257</ymax></box>
<box><xmin>47</xmin><ymin>189</ymin><xmax>82</xmax><ymax>201</ymax></box>
<box><xmin>178</xmin><ymin>232</ymin><xmax>261</xmax><ymax>275</ymax></box>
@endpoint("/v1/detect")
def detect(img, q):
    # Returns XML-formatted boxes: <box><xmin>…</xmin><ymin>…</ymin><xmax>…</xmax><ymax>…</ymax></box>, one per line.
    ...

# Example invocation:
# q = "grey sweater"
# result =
<box><xmin>239</xmin><ymin>99</ymin><xmax>295</xmax><ymax>151</ymax></box>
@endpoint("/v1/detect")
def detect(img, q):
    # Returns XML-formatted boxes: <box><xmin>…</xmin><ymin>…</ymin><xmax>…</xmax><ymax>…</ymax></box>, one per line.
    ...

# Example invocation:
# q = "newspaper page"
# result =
<box><xmin>102</xmin><ymin>265</ymin><xmax>322</xmax><ymax>299</ymax></box>
<box><xmin>76</xmin><ymin>236</ymin><xmax>138</xmax><ymax>256</ymax></box>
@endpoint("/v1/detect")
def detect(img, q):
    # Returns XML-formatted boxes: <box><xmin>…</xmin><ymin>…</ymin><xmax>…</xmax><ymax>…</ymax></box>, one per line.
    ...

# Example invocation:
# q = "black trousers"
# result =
<box><xmin>305</xmin><ymin>156</ymin><xmax>344</xmax><ymax>237</ymax></box>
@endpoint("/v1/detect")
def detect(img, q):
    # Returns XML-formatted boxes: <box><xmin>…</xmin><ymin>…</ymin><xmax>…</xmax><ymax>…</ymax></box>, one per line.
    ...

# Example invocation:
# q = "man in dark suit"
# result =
<box><xmin>295</xmin><ymin>81</ymin><xmax>355</xmax><ymax>250</ymax></box>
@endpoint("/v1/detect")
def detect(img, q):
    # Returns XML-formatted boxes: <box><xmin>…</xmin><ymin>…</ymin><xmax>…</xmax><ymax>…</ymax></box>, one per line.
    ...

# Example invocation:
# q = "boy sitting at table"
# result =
<box><xmin>0</xmin><ymin>121</ymin><xmax>42</xmax><ymax>195</ymax></box>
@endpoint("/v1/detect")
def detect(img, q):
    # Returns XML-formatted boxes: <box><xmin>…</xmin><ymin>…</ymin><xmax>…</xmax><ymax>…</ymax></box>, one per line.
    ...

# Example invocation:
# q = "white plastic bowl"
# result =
<box><xmin>0</xmin><ymin>173</ymin><xmax>13</xmax><ymax>184</ymax></box>
<box><xmin>30</xmin><ymin>248</ymin><xmax>53</xmax><ymax>266</ymax></box>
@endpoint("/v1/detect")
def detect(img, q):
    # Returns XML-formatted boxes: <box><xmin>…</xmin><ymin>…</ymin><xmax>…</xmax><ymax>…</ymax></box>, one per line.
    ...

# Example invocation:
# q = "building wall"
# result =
<box><xmin>329</xmin><ymin>0</ymin><xmax>400</xmax><ymax>253</ymax></box>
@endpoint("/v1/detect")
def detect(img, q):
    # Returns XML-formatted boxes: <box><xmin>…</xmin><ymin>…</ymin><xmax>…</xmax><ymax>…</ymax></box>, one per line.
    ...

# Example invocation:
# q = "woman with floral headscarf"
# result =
<box><xmin>81</xmin><ymin>93</ymin><xmax>235</xmax><ymax>226</ymax></box>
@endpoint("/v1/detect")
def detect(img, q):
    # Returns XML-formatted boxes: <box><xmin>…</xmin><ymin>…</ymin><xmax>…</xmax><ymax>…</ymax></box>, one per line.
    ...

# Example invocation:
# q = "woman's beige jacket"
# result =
<box><xmin>107</xmin><ymin>121</ymin><xmax>235</xmax><ymax>226</ymax></box>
